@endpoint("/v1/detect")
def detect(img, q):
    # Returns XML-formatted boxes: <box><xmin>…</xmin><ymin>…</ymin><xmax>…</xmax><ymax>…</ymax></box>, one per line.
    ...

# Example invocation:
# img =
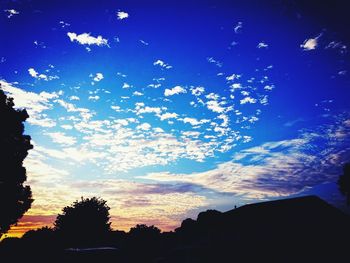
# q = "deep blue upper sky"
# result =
<box><xmin>1</xmin><ymin>0</ymin><xmax>350</xmax><ymax>232</ymax></box>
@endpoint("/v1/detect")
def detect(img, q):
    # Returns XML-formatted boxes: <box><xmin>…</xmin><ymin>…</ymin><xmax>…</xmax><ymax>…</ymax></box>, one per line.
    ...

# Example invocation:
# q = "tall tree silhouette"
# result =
<box><xmin>54</xmin><ymin>197</ymin><xmax>111</xmax><ymax>247</ymax></box>
<box><xmin>338</xmin><ymin>163</ymin><xmax>350</xmax><ymax>205</ymax></box>
<box><xmin>0</xmin><ymin>86</ymin><xmax>33</xmax><ymax>238</ymax></box>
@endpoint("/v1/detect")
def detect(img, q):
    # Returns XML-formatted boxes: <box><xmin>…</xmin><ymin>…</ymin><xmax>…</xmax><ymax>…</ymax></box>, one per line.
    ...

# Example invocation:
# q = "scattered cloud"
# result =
<box><xmin>69</xmin><ymin>96</ymin><xmax>80</xmax><ymax>101</ymax></box>
<box><xmin>137</xmin><ymin>122</ymin><xmax>152</xmax><ymax>131</ymax></box>
<box><xmin>240</xmin><ymin>97</ymin><xmax>257</xmax><ymax>104</ymax></box>
<box><xmin>133</xmin><ymin>91</ymin><xmax>143</xmax><ymax>96</ymax></box>
<box><xmin>88</xmin><ymin>95</ymin><xmax>100</xmax><ymax>101</ymax></box>
<box><xmin>4</xmin><ymin>9</ymin><xmax>19</xmax><ymax>18</ymax></box>
<box><xmin>183</xmin><ymin>117</ymin><xmax>208</xmax><ymax>126</ymax></box>
<box><xmin>164</xmin><ymin>86</ymin><xmax>186</xmax><ymax>96</ymax></box>
<box><xmin>140</xmin><ymin>40</ymin><xmax>149</xmax><ymax>46</ymax></box>
<box><xmin>234</xmin><ymin>21</ymin><xmax>243</xmax><ymax>33</ymax></box>
<box><xmin>300</xmin><ymin>34</ymin><xmax>321</xmax><ymax>51</ymax></box>
<box><xmin>45</xmin><ymin>132</ymin><xmax>77</xmax><ymax>146</ymax></box>
<box><xmin>93</xmin><ymin>73</ymin><xmax>104</xmax><ymax>82</ymax></box>
<box><xmin>191</xmin><ymin>86</ymin><xmax>205</xmax><ymax>96</ymax></box>
<box><xmin>122</xmin><ymin>82</ymin><xmax>132</xmax><ymax>89</ymax></box>
<box><xmin>153</xmin><ymin>59</ymin><xmax>172</xmax><ymax>69</ymax></box>
<box><xmin>257</xmin><ymin>42</ymin><xmax>268</xmax><ymax>49</ymax></box>
<box><xmin>28</xmin><ymin>68</ymin><xmax>59</xmax><ymax>81</ymax></box>
<box><xmin>67</xmin><ymin>32</ymin><xmax>108</xmax><ymax>47</ymax></box>
<box><xmin>0</xmin><ymin>80</ymin><xmax>59</xmax><ymax>127</ymax></box>
<box><xmin>207</xmin><ymin>57</ymin><xmax>222</xmax><ymax>67</ymax></box>
<box><xmin>142</xmin><ymin>116</ymin><xmax>350</xmax><ymax>199</ymax></box>
<box><xmin>206</xmin><ymin>100</ymin><xmax>225</xmax><ymax>113</ymax></box>
<box><xmin>160</xmin><ymin>112</ymin><xmax>178</xmax><ymax>121</ymax></box>
<box><xmin>59</xmin><ymin>21</ymin><xmax>70</xmax><ymax>28</ymax></box>
<box><xmin>117</xmin><ymin>11</ymin><xmax>129</xmax><ymax>20</ymax></box>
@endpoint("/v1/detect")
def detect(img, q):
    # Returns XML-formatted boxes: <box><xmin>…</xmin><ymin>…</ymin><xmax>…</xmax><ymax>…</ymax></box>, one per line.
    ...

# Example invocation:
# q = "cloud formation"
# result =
<box><xmin>67</xmin><ymin>32</ymin><xmax>108</xmax><ymax>46</ymax></box>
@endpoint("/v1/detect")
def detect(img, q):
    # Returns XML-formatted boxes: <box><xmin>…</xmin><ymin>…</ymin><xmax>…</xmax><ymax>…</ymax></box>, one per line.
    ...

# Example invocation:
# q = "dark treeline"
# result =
<box><xmin>0</xmin><ymin>195</ymin><xmax>350</xmax><ymax>263</ymax></box>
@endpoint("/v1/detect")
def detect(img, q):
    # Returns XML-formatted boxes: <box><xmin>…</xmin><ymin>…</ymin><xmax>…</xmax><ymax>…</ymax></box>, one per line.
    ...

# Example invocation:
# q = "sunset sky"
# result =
<box><xmin>1</xmin><ymin>0</ymin><xmax>350</xmax><ymax>238</ymax></box>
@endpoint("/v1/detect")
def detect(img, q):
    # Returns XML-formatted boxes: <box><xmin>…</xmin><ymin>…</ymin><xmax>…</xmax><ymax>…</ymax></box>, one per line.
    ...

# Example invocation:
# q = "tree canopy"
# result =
<box><xmin>54</xmin><ymin>197</ymin><xmax>111</xmax><ymax>247</ymax></box>
<box><xmin>0</xmin><ymin>87</ymin><xmax>33</xmax><ymax>238</ymax></box>
<box><xmin>338</xmin><ymin>163</ymin><xmax>350</xmax><ymax>205</ymax></box>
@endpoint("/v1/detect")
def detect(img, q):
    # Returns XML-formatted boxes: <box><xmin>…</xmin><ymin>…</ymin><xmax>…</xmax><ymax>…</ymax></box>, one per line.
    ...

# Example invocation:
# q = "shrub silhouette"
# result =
<box><xmin>129</xmin><ymin>224</ymin><xmax>161</xmax><ymax>239</ymax></box>
<box><xmin>127</xmin><ymin>224</ymin><xmax>162</xmax><ymax>260</ymax></box>
<box><xmin>54</xmin><ymin>197</ymin><xmax>111</xmax><ymax>247</ymax></box>
<box><xmin>0</xmin><ymin>87</ymin><xmax>33</xmax><ymax>238</ymax></box>
<box><xmin>338</xmin><ymin>162</ymin><xmax>350</xmax><ymax>205</ymax></box>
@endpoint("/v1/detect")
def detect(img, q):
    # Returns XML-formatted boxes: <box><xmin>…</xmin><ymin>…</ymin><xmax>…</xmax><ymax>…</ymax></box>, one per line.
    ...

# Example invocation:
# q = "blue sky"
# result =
<box><xmin>1</xmin><ymin>0</ymin><xmax>350</xmax><ymax>234</ymax></box>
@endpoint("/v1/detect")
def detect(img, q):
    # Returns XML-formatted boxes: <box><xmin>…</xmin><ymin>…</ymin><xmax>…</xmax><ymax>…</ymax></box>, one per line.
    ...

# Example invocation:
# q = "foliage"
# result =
<box><xmin>0</xmin><ymin>87</ymin><xmax>33</xmax><ymax>238</ymax></box>
<box><xmin>54</xmin><ymin>197</ymin><xmax>111</xmax><ymax>247</ymax></box>
<box><xmin>338</xmin><ymin>163</ymin><xmax>350</xmax><ymax>205</ymax></box>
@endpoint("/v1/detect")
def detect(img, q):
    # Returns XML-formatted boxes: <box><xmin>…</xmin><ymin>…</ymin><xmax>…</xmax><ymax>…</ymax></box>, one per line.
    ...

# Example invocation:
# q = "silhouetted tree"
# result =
<box><xmin>338</xmin><ymin>163</ymin><xmax>350</xmax><ymax>205</ymax></box>
<box><xmin>54</xmin><ymin>197</ymin><xmax>111</xmax><ymax>247</ymax></box>
<box><xmin>127</xmin><ymin>224</ymin><xmax>162</xmax><ymax>260</ymax></box>
<box><xmin>129</xmin><ymin>224</ymin><xmax>161</xmax><ymax>238</ymax></box>
<box><xmin>0</xmin><ymin>87</ymin><xmax>33</xmax><ymax>238</ymax></box>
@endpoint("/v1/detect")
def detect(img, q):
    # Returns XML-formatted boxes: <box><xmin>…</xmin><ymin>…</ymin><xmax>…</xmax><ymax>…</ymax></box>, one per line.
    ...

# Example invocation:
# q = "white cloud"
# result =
<box><xmin>45</xmin><ymin>132</ymin><xmax>77</xmax><ymax>146</ymax></box>
<box><xmin>69</xmin><ymin>96</ymin><xmax>80</xmax><ymax>101</ymax></box>
<box><xmin>206</xmin><ymin>100</ymin><xmax>225</xmax><ymax>113</ymax></box>
<box><xmin>164</xmin><ymin>86</ymin><xmax>186</xmax><ymax>96</ymax></box>
<box><xmin>55</xmin><ymin>99</ymin><xmax>93</xmax><ymax>120</ymax></box>
<box><xmin>122</xmin><ymin>83</ymin><xmax>131</xmax><ymax>89</ymax></box>
<box><xmin>28</xmin><ymin>68</ymin><xmax>59</xmax><ymax>81</ymax></box>
<box><xmin>160</xmin><ymin>112</ymin><xmax>178</xmax><ymax>121</ymax></box>
<box><xmin>264</xmin><ymin>85</ymin><xmax>274</xmax><ymax>91</ymax></box>
<box><xmin>257</xmin><ymin>42</ymin><xmax>268</xmax><ymax>49</ymax></box>
<box><xmin>28</xmin><ymin>68</ymin><xmax>38</xmax><ymax>78</ymax></box>
<box><xmin>137</xmin><ymin>123</ymin><xmax>151</xmax><ymax>131</ymax></box>
<box><xmin>234</xmin><ymin>21</ymin><xmax>243</xmax><ymax>33</ymax></box>
<box><xmin>137</xmin><ymin>106</ymin><xmax>162</xmax><ymax>115</ymax></box>
<box><xmin>140</xmin><ymin>39</ymin><xmax>149</xmax><ymax>46</ymax></box>
<box><xmin>183</xmin><ymin>117</ymin><xmax>208</xmax><ymax>126</ymax></box>
<box><xmin>117</xmin><ymin>11</ymin><xmax>129</xmax><ymax>20</ymax></box>
<box><xmin>93</xmin><ymin>73</ymin><xmax>104</xmax><ymax>82</ymax></box>
<box><xmin>218</xmin><ymin>114</ymin><xmax>229</xmax><ymax>127</ymax></box>
<box><xmin>59</xmin><ymin>21</ymin><xmax>70</xmax><ymax>28</ymax></box>
<box><xmin>67</xmin><ymin>32</ymin><xmax>108</xmax><ymax>47</ymax></box>
<box><xmin>0</xmin><ymin>80</ymin><xmax>59</xmax><ymax>127</ymax></box>
<box><xmin>230</xmin><ymin>83</ymin><xmax>242</xmax><ymax>90</ymax></box>
<box><xmin>153</xmin><ymin>59</ymin><xmax>172</xmax><ymax>69</ymax></box>
<box><xmin>226</xmin><ymin>73</ymin><xmax>240</xmax><ymax>81</ymax></box>
<box><xmin>139</xmin><ymin>136</ymin><xmax>322</xmax><ymax>199</ymax></box>
<box><xmin>133</xmin><ymin>91</ymin><xmax>143</xmax><ymax>96</ymax></box>
<box><xmin>5</xmin><ymin>9</ymin><xmax>19</xmax><ymax>18</ymax></box>
<box><xmin>300</xmin><ymin>35</ymin><xmax>321</xmax><ymax>51</ymax></box>
<box><xmin>148</xmin><ymin>84</ymin><xmax>161</xmax><ymax>89</ymax></box>
<box><xmin>88</xmin><ymin>95</ymin><xmax>100</xmax><ymax>101</ymax></box>
<box><xmin>28</xmin><ymin>117</ymin><xmax>56</xmax><ymax>127</ymax></box>
<box><xmin>117</xmin><ymin>72</ymin><xmax>127</xmax><ymax>78</ymax></box>
<box><xmin>111</xmin><ymin>105</ymin><xmax>122</xmax><ymax>112</ymax></box>
<box><xmin>206</xmin><ymin>57</ymin><xmax>222</xmax><ymax>67</ymax></box>
<box><xmin>61</xmin><ymin>124</ymin><xmax>73</xmax><ymax>130</ymax></box>
<box><xmin>191</xmin><ymin>86</ymin><xmax>205</xmax><ymax>96</ymax></box>
<box><xmin>240</xmin><ymin>97</ymin><xmax>257</xmax><ymax>104</ymax></box>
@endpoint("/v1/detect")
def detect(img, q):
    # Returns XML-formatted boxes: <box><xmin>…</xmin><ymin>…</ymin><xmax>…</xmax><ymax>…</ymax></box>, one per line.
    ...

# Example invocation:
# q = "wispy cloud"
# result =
<box><xmin>141</xmin><ymin>114</ymin><xmax>350</xmax><ymax>199</ymax></box>
<box><xmin>153</xmin><ymin>59</ymin><xmax>172</xmax><ymax>69</ymax></box>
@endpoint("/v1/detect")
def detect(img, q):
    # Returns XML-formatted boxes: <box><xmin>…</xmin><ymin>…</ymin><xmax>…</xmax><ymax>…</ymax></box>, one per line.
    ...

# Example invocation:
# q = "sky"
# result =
<box><xmin>1</xmin><ymin>0</ymin><xmax>350</xmax><ymax>237</ymax></box>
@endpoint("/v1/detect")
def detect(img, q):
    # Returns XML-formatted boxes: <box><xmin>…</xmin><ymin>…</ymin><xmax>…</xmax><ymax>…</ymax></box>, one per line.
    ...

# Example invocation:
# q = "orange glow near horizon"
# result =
<box><xmin>1</xmin><ymin>212</ymin><xmax>179</xmax><ymax>241</ymax></box>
